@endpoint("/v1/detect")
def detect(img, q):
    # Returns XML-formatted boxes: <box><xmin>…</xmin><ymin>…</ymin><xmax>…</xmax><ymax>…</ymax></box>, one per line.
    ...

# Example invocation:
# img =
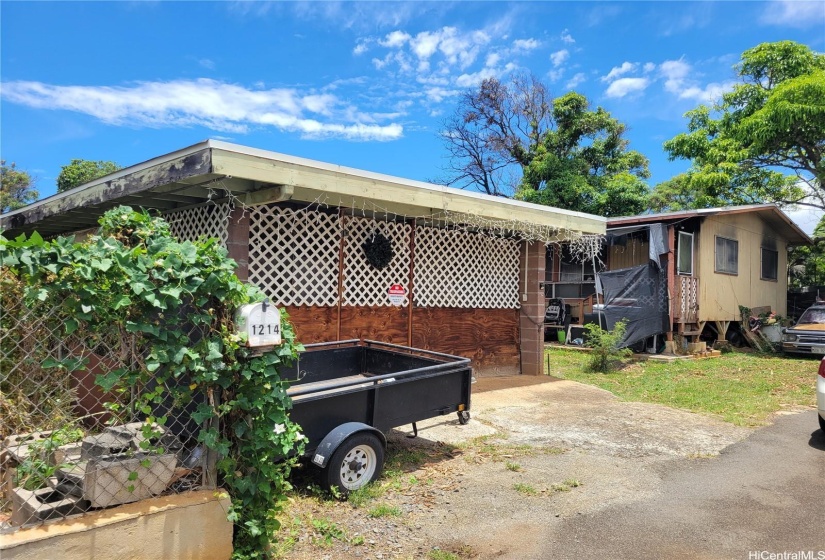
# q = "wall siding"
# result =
<box><xmin>697</xmin><ymin>213</ymin><xmax>789</xmax><ymax>322</ymax></box>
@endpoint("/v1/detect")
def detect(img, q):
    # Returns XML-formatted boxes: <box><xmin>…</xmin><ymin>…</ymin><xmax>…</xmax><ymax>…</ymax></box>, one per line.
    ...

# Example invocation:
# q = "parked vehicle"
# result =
<box><xmin>818</xmin><ymin>358</ymin><xmax>825</xmax><ymax>432</ymax></box>
<box><xmin>781</xmin><ymin>304</ymin><xmax>825</xmax><ymax>355</ymax></box>
<box><xmin>280</xmin><ymin>340</ymin><xmax>473</xmax><ymax>494</ymax></box>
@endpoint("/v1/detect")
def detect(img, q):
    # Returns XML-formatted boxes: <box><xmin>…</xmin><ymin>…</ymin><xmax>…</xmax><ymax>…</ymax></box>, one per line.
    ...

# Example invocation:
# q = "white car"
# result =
<box><xmin>818</xmin><ymin>357</ymin><xmax>825</xmax><ymax>432</ymax></box>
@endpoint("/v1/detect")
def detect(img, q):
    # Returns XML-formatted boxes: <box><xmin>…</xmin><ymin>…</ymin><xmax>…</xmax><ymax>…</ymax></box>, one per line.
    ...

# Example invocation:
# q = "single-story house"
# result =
<box><xmin>544</xmin><ymin>204</ymin><xmax>811</xmax><ymax>347</ymax></box>
<box><xmin>1</xmin><ymin>140</ymin><xmax>605</xmax><ymax>376</ymax></box>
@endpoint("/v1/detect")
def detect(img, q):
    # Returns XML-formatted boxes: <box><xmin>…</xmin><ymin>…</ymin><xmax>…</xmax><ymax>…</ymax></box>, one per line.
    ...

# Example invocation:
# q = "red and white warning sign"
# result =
<box><xmin>387</xmin><ymin>284</ymin><xmax>408</xmax><ymax>306</ymax></box>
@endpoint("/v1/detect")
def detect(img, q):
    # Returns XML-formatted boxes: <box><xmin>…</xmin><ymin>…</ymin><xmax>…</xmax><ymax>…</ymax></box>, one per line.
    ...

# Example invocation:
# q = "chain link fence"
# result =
<box><xmin>1</xmin><ymin>272</ymin><xmax>214</xmax><ymax>531</ymax></box>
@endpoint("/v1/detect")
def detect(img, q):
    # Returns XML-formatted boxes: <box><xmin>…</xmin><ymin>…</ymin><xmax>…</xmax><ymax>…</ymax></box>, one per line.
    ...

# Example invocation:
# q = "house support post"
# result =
<box><xmin>662</xmin><ymin>225</ymin><xmax>678</xmax><ymax>355</ymax></box>
<box><xmin>226</xmin><ymin>206</ymin><xmax>250</xmax><ymax>282</ymax></box>
<box><xmin>519</xmin><ymin>241</ymin><xmax>546</xmax><ymax>376</ymax></box>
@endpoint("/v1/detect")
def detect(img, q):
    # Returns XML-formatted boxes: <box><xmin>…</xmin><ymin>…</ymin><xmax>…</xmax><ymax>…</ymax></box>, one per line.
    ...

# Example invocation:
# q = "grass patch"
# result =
<box><xmin>545</xmin><ymin>347</ymin><xmax>815</xmax><ymax>426</ymax></box>
<box><xmin>505</xmin><ymin>461</ymin><xmax>521</xmax><ymax>472</ymax></box>
<box><xmin>367</xmin><ymin>503</ymin><xmax>401</xmax><ymax>518</ymax></box>
<box><xmin>513</xmin><ymin>482</ymin><xmax>538</xmax><ymax>496</ymax></box>
<box><xmin>551</xmin><ymin>479</ymin><xmax>581</xmax><ymax>492</ymax></box>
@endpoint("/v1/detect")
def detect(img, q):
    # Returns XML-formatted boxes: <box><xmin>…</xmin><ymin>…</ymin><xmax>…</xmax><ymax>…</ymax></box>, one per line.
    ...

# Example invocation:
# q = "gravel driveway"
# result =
<box><xmin>279</xmin><ymin>376</ymin><xmax>760</xmax><ymax>559</ymax></box>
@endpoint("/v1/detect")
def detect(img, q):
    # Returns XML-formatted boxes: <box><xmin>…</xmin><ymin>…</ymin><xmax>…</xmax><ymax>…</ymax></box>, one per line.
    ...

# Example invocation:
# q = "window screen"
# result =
<box><xmin>715</xmin><ymin>236</ymin><xmax>738</xmax><ymax>275</ymax></box>
<box><xmin>677</xmin><ymin>231</ymin><xmax>693</xmax><ymax>275</ymax></box>
<box><xmin>761</xmin><ymin>247</ymin><xmax>778</xmax><ymax>281</ymax></box>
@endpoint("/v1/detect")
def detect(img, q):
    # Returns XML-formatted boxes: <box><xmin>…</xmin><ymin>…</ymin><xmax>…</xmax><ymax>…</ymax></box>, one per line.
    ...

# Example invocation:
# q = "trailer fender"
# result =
<box><xmin>310</xmin><ymin>422</ymin><xmax>386</xmax><ymax>469</ymax></box>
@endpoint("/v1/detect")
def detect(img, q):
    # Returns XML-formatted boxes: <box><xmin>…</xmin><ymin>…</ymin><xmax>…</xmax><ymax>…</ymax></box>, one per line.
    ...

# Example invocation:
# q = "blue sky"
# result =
<box><xmin>2</xmin><ymin>1</ymin><xmax>824</xmax><ymax>228</ymax></box>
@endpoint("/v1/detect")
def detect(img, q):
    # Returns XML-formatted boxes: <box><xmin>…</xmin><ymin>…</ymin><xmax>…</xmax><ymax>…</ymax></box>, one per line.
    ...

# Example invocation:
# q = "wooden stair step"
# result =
<box><xmin>679</xmin><ymin>330</ymin><xmax>702</xmax><ymax>336</ymax></box>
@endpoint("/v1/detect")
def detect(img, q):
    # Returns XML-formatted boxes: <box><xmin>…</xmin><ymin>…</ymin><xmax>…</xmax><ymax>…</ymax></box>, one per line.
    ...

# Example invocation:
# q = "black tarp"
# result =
<box><xmin>599</xmin><ymin>263</ymin><xmax>670</xmax><ymax>348</ymax></box>
<box><xmin>597</xmin><ymin>222</ymin><xmax>671</xmax><ymax>348</ymax></box>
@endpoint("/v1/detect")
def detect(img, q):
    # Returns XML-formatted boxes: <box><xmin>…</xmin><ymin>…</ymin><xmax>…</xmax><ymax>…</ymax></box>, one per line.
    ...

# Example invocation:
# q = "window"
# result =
<box><xmin>715</xmin><ymin>236</ymin><xmax>738</xmax><ymax>275</ymax></box>
<box><xmin>761</xmin><ymin>247</ymin><xmax>778</xmax><ymax>281</ymax></box>
<box><xmin>677</xmin><ymin>231</ymin><xmax>694</xmax><ymax>275</ymax></box>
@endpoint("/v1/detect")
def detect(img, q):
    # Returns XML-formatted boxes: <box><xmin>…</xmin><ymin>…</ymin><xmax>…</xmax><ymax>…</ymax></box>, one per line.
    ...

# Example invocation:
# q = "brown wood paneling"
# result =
<box><xmin>340</xmin><ymin>306</ymin><xmax>409</xmax><ymax>344</ymax></box>
<box><xmin>281</xmin><ymin>305</ymin><xmax>338</xmax><ymax>343</ymax></box>
<box><xmin>412</xmin><ymin>307</ymin><xmax>520</xmax><ymax>376</ymax></box>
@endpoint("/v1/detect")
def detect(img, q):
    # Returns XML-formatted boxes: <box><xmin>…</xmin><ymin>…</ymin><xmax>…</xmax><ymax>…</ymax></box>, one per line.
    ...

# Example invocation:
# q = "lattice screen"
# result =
<box><xmin>248</xmin><ymin>205</ymin><xmax>341</xmax><ymax>306</ymax></box>
<box><xmin>165</xmin><ymin>203</ymin><xmax>230</xmax><ymax>246</ymax></box>
<box><xmin>414</xmin><ymin>226</ymin><xmax>521</xmax><ymax>308</ymax></box>
<box><xmin>342</xmin><ymin>217</ymin><xmax>411</xmax><ymax>306</ymax></box>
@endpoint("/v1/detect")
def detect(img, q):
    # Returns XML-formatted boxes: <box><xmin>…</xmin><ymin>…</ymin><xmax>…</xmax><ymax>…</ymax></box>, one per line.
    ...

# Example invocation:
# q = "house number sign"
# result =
<box><xmin>235</xmin><ymin>300</ymin><xmax>282</xmax><ymax>347</ymax></box>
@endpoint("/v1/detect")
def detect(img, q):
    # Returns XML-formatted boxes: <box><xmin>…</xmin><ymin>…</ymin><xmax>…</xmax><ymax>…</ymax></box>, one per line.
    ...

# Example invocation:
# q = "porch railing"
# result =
<box><xmin>674</xmin><ymin>275</ymin><xmax>699</xmax><ymax>324</ymax></box>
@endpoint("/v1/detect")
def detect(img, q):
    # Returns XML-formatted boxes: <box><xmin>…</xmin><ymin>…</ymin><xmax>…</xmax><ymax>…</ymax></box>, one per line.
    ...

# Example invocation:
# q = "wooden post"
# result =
<box><xmin>336</xmin><ymin>210</ymin><xmax>346</xmax><ymax>341</ymax></box>
<box><xmin>666</xmin><ymin>225</ymin><xmax>676</xmax><ymax>340</ymax></box>
<box><xmin>226</xmin><ymin>206</ymin><xmax>250</xmax><ymax>282</ymax></box>
<box><xmin>407</xmin><ymin>221</ymin><xmax>415</xmax><ymax>347</ymax></box>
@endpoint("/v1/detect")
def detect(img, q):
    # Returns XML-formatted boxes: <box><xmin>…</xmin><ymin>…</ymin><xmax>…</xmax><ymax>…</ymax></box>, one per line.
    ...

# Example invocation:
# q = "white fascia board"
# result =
<box><xmin>208</xmin><ymin>140</ymin><xmax>606</xmax><ymax>235</ymax></box>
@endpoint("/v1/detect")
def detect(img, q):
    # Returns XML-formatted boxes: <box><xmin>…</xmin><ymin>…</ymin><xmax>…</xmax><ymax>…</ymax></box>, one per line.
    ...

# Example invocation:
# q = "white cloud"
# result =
<box><xmin>485</xmin><ymin>52</ymin><xmax>501</xmax><ymax>67</ymax></box>
<box><xmin>455</xmin><ymin>62</ymin><xmax>516</xmax><ymax>88</ymax></box>
<box><xmin>760</xmin><ymin>0</ymin><xmax>825</xmax><ymax>28</ymax></box>
<box><xmin>198</xmin><ymin>58</ymin><xmax>215</xmax><ymax>70</ymax></box>
<box><xmin>547</xmin><ymin>68</ymin><xmax>565</xmax><ymax>83</ymax></box>
<box><xmin>601</xmin><ymin>62</ymin><xmax>637</xmax><ymax>82</ymax></box>
<box><xmin>512</xmin><ymin>38</ymin><xmax>540</xmax><ymax>51</ymax></box>
<box><xmin>560</xmin><ymin>29</ymin><xmax>575</xmax><ymax>43</ymax></box>
<box><xmin>411</xmin><ymin>29</ymin><xmax>442</xmax><ymax>59</ymax></box>
<box><xmin>678</xmin><ymin>81</ymin><xmax>735</xmax><ymax>103</ymax></box>
<box><xmin>643</xmin><ymin>62</ymin><xmax>656</xmax><ymax>73</ymax></box>
<box><xmin>0</xmin><ymin>79</ymin><xmax>404</xmax><ymax>141</ymax></box>
<box><xmin>550</xmin><ymin>49</ymin><xmax>569</xmax><ymax>67</ymax></box>
<box><xmin>565</xmin><ymin>73</ymin><xmax>587</xmax><ymax>90</ymax></box>
<box><xmin>660</xmin><ymin>59</ymin><xmax>692</xmax><ymax>93</ymax></box>
<box><xmin>353</xmin><ymin>42</ymin><xmax>369</xmax><ymax>55</ymax></box>
<box><xmin>379</xmin><ymin>30</ymin><xmax>411</xmax><ymax>48</ymax></box>
<box><xmin>424</xmin><ymin>86</ymin><xmax>460</xmax><ymax>103</ymax></box>
<box><xmin>604</xmin><ymin>77</ymin><xmax>650</xmax><ymax>98</ymax></box>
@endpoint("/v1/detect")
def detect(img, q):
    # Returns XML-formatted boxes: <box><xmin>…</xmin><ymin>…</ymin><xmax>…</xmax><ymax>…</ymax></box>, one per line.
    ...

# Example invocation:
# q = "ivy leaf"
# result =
<box><xmin>205</xmin><ymin>340</ymin><xmax>223</xmax><ymax>361</ymax></box>
<box><xmin>113</xmin><ymin>295</ymin><xmax>132</xmax><ymax>310</ymax></box>
<box><xmin>191</xmin><ymin>403</ymin><xmax>215</xmax><ymax>424</ymax></box>
<box><xmin>64</xmin><ymin>318</ymin><xmax>79</xmax><ymax>335</ymax></box>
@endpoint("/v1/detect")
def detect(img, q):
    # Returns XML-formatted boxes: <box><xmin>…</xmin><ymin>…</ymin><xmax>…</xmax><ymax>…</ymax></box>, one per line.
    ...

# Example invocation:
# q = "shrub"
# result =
<box><xmin>583</xmin><ymin>319</ymin><xmax>632</xmax><ymax>373</ymax></box>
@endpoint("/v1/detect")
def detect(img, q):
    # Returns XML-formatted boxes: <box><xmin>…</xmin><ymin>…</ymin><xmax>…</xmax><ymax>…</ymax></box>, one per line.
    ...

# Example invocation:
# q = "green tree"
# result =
<box><xmin>56</xmin><ymin>159</ymin><xmax>122</xmax><ymax>193</ymax></box>
<box><xmin>439</xmin><ymin>74</ymin><xmax>651</xmax><ymax>216</ymax></box>
<box><xmin>1</xmin><ymin>161</ymin><xmax>38</xmax><ymax>213</ymax></box>
<box><xmin>657</xmin><ymin>41</ymin><xmax>825</xmax><ymax>212</ymax></box>
<box><xmin>788</xmin><ymin>215</ymin><xmax>825</xmax><ymax>287</ymax></box>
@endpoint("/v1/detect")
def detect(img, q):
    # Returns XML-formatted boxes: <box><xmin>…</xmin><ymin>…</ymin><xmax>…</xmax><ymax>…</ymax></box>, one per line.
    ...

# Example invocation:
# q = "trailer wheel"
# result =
<box><xmin>321</xmin><ymin>432</ymin><xmax>385</xmax><ymax>495</ymax></box>
<box><xmin>457</xmin><ymin>411</ymin><xmax>471</xmax><ymax>425</ymax></box>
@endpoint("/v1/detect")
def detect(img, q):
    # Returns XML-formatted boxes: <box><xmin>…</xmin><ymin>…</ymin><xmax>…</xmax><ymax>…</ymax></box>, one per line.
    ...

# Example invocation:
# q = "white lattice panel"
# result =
<box><xmin>165</xmin><ymin>204</ymin><xmax>230</xmax><ymax>246</ymax></box>
<box><xmin>342</xmin><ymin>217</ymin><xmax>411</xmax><ymax>306</ymax></box>
<box><xmin>249</xmin><ymin>205</ymin><xmax>341</xmax><ymax>306</ymax></box>
<box><xmin>414</xmin><ymin>226</ymin><xmax>520</xmax><ymax>308</ymax></box>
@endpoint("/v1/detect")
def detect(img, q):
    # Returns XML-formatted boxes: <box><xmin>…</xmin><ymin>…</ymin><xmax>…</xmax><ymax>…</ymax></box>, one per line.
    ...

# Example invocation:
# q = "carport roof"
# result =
<box><xmin>1</xmin><ymin>140</ymin><xmax>606</xmax><ymax>239</ymax></box>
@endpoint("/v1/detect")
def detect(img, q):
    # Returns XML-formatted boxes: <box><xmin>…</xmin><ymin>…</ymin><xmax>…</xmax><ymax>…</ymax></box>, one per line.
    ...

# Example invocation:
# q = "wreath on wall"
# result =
<box><xmin>362</xmin><ymin>230</ymin><xmax>394</xmax><ymax>269</ymax></box>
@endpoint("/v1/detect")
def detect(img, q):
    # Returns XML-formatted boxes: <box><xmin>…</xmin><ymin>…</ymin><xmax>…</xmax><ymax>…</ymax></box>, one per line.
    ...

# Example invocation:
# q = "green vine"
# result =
<box><xmin>0</xmin><ymin>207</ymin><xmax>304</xmax><ymax>558</ymax></box>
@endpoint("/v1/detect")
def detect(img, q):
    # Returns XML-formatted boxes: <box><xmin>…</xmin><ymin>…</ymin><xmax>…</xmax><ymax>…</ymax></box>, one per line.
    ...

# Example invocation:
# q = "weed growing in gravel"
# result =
<box><xmin>513</xmin><ymin>483</ymin><xmax>538</xmax><ymax>496</ymax></box>
<box><xmin>505</xmin><ymin>461</ymin><xmax>522</xmax><ymax>472</ymax></box>
<box><xmin>347</xmin><ymin>483</ymin><xmax>384</xmax><ymax>508</ymax></box>
<box><xmin>310</xmin><ymin>517</ymin><xmax>347</xmax><ymax>547</ymax></box>
<box><xmin>428</xmin><ymin>549</ymin><xmax>460</xmax><ymax>560</ymax></box>
<box><xmin>551</xmin><ymin>479</ymin><xmax>582</xmax><ymax>492</ymax></box>
<box><xmin>368</xmin><ymin>504</ymin><xmax>402</xmax><ymax>518</ymax></box>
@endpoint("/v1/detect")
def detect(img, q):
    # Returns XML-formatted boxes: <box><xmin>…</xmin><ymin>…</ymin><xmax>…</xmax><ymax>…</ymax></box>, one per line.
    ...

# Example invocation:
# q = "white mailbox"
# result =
<box><xmin>235</xmin><ymin>300</ymin><xmax>282</xmax><ymax>347</ymax></box>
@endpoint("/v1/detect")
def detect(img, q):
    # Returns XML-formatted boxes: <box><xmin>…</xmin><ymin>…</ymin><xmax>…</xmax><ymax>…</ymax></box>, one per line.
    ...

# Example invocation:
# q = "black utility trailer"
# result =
<box><xmin>281</xmin><ymin>340</ymin><xmax>472</xmax><ymax>493</ymax></box>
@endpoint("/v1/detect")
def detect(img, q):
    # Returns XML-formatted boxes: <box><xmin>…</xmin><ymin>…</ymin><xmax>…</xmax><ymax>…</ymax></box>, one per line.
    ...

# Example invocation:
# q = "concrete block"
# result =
<box><xmin>80</xmin><ymin>433</ymin><xmax>132</xmax><ymax>460</ymax></box>
<box><xmin>687</xmin><ymin>341</ymin><xmax>707</xmax><ymax>354</ymax></box>
<box><xmin>2</xmin><ymin>431</ymin><xmax>54</xmax><ymax>463</ymax></box>
<box><xmin>84</xmin><ymin>453</ymin><xmax>177</xmax><ymax>508</ymax></box>
<box><xmin>10</xmin><ymin>486</ymin><xmax>91</xmax><ymax>527</ymax></box>
<box><xmin>55</xmin><ymin>462</ymin><xmax>87</xmax><ymax>497</ymax></box>
<box><xmin>103</xmin><ymin>422</ymin><xmax>183</xmax><ymax>455</ymax></box>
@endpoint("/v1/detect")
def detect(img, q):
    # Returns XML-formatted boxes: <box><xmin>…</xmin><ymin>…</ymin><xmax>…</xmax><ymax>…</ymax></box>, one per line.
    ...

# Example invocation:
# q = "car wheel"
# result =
<box><xmin>819</xmin><ymin>414</ymin><xmax>825</xmax><ymax>433</ymax></box>
<box><xmin>321</xmin><ymin>432</ymin><xmax>385</xmax><ymax>495</ymax></box>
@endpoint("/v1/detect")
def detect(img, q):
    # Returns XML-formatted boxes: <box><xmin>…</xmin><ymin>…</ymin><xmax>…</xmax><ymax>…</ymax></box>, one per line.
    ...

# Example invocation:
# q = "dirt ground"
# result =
<box><xmin>277</xmin><ymin>376</ymin><xmax>754</xmax><ymax>559</ymax></box>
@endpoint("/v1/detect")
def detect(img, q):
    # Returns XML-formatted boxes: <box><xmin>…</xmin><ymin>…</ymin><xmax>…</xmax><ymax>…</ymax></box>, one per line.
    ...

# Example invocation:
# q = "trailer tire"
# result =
<box><xmin>321</xmin><ymin>432</ymin><xmax>385</xmax><ymax>495</ymax></box>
